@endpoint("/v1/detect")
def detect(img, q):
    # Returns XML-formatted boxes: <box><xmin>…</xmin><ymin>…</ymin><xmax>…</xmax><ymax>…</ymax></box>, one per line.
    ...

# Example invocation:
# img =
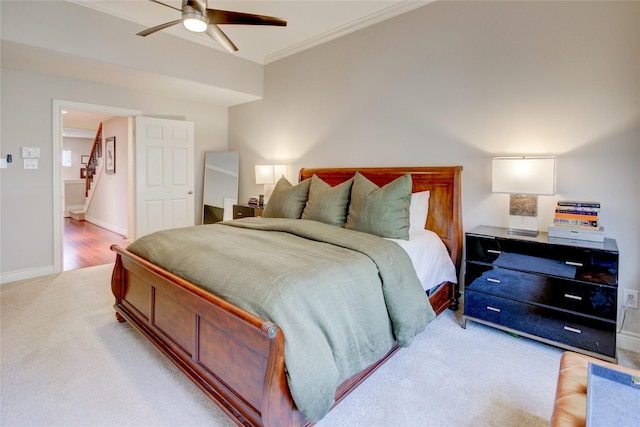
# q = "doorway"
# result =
<box><xmin>53</xmin><ymin>100</ymin><xmax>142</xmax><ymax>273</ymax></box>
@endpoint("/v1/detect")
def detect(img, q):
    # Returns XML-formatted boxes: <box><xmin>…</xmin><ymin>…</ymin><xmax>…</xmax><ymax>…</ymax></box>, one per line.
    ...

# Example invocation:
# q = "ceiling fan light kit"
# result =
<box><xmin>138</xmin><ymin>0</ymin><xmax>287</xmax><ymax>53</ymax></box>
<box><xmin>182</xmin><ymin>6</ymin><xmax>208</xmax><ymax>33</ymax></box>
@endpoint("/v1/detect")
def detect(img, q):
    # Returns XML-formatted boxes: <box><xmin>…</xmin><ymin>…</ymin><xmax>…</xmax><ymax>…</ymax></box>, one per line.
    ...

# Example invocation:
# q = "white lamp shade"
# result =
<box><xmin>273</xmin><ymin>165</ymin><xmax>287</xmax><ymax>181</ymax></box>
<box><xmin>255</xmin><ymin>164</ymin><xmax>287</xmax><ymax>185</ymax></box>
<box><xmin>492</xmin><ymin>157</ymin><xmax>556</xmax><ymax>195</ymax></box>
<box><xmin>255</xmin><ymin>165</ymin><xmax>274</xmax><ymax>185</ymax></box>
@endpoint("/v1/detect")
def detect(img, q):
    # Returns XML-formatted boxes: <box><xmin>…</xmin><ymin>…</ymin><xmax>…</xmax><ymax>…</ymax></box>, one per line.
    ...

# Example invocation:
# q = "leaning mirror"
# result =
<box><xmin>202</xmin><ymin>151</ymin><xmax>239</xmax><ymax>224</ymax></box>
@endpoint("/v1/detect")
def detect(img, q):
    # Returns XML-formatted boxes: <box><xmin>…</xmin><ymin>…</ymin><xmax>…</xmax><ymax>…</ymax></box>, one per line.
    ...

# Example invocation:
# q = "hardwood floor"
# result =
<box><xmin>63</xmin><ymin>218</ymin><xmax>128</xmax><ymax>271</ymax></box>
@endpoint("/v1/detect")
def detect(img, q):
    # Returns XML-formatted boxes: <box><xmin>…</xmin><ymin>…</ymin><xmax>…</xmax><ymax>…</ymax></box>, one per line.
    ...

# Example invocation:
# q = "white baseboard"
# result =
<box><xmin>67</xmin><ymin>204</ymin><xmax>84</xmax><ymax>213</ymax></box>
<box><xmin>618</xmin><ymin>330</ymin><xmax>640</xmax><ymax>353</ymax></box>
<box><xmin>2</xmin><ymin>218</ymin><xmax>126</xmax><ymax>285</ymax></box>
<box><xmin>1</xmin><ymin>265</ymin><xmax>55</xmax><ymax>285</ymax></box>
<box><xmin>85</xmin><ymin>215</ymin><xmax>127</xmax><ymax>237</ymax></box>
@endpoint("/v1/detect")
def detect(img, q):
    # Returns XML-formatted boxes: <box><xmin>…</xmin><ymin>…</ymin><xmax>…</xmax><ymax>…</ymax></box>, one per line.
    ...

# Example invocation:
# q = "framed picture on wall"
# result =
<box><xmin>81</xmin><ymin>155</ymin><xmax>90</xmax><ymax>165</ymax></box>
<box><xmin>80</xmin><ymin>168</ymin><xmax>87</xmax><ymax>179</ymax></box>
<box><xmin>105</xmin><ymin>136</ymin><xmax>116</xmax><ymax>174</ymax></box>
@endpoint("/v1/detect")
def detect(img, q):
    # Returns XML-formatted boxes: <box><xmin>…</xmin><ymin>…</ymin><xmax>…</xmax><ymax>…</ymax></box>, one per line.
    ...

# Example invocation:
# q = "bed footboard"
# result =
<box><xmin>112</xmin><ymin>245</ymin><xmax>452</xmax><ymax>427</ymax></box>
<box><xmin>111</xmin><ymin>246</ymin><xmax>305</xmax><ymax>427</ymax></box>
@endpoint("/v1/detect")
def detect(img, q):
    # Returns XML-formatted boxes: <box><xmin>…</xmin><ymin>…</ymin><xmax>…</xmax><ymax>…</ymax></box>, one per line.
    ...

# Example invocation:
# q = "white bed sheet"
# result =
<box><xmin>386</xmin><ymin>228</ymin><xmax>458</xmax><ymax>293</ymax></box>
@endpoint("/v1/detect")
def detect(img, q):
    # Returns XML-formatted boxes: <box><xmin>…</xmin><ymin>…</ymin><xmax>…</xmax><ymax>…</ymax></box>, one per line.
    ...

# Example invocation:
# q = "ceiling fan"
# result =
<box><xmin>137</xmin><ymin>0</ymin><xmax>287</xmax><ymax>53</ymax></box>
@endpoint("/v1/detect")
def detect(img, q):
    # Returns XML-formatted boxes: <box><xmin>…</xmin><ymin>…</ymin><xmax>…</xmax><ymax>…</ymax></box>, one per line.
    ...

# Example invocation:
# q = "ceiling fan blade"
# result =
<box><xmin>205</xmin><ymin>24</ymin><xmax>238</xmax><ymax>52</ymax></box>
<box><xmin>206</xmin><ymin>9</ymin><xmax>287</xmax><ymax>27</ymax></box>
<box><xmin>137</xmin><ymin>19</ymin><xmax>183</xmax><ymax>37</ymax></box>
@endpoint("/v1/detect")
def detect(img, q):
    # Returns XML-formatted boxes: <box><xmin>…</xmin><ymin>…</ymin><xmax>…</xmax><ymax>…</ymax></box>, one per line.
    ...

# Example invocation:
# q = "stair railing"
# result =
<box><xmin>85</xmin><ymin>123</ymin><xmax>103</xmax><ymax>197</ymax></box>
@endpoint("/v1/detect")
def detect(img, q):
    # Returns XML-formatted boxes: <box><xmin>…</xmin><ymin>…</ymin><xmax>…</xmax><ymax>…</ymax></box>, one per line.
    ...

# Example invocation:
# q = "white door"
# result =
<box><xmin>135</xmin><ymin>116</ymin><xmax>195</xmax><ymax>238</ymax></box>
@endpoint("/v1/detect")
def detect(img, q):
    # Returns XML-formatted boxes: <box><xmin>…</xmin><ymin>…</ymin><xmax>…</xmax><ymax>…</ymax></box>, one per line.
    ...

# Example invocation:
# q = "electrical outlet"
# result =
<box><xmin>623</xmin><ymin>289</ymin><xmax>639</xmax><ymax>309</ymax></box>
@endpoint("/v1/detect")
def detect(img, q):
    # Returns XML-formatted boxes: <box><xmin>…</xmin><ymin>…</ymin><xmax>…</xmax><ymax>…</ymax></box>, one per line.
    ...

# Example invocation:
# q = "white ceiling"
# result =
<box><xmin>69</xmin><ymin>0</ymin><xmax>431</xmax><ymax>64</ymax></box>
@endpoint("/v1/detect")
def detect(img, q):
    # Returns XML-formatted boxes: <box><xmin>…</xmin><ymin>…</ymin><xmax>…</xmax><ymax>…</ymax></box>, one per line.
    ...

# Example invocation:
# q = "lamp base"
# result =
<box><xmin>507</xmin><ymin>213</ymin><xmax>539</xmax><ymax>237</ymax></box>
<box><xmin>507</xmin><ymin>228</ymin><xmax>539</xmax><ymax>237</ymax></box>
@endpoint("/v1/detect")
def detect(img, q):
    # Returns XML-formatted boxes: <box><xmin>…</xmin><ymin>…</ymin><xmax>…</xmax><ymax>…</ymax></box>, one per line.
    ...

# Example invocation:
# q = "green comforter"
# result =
<box><xmin>126</xmin><ymin>218</ymin><xmax>435</xmax><ymax>421</ymax></box>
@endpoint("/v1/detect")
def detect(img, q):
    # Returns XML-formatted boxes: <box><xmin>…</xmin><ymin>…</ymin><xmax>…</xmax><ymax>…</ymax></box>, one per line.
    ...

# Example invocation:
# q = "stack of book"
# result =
<box><xmin>553</xmin><ymin>200</ymin><xmax>600</xmax><ymax>228</ymax></box>
<box><xmin>549</xmin><ymin>200</ymin><xmax>604</xmax><ymax>242</ymax></box>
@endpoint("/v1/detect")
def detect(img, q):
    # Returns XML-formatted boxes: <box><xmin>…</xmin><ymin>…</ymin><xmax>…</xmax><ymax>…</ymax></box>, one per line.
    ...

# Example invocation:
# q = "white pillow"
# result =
<box><xmin>410</xmin><ymin>191</ymin><xmax>430</xmax><ymax>230</ymax></box>
<box><xmin>385</xmin><ymin>228</ymin><xmax>458</xmax><ymax>292</ymax></box>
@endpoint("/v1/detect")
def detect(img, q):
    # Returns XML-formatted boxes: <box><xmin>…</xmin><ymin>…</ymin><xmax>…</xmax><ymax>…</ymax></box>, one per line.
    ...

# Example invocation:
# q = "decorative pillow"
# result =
<box><xmin>410</xmin><ymin>191</ymin><xmax>430</xmax><ymax>230</ymax></box>
<box><xmin>262</xmin><ymin>176</ymin><xmax>311</xmax><ymax>219</ymax></box>
<box><xmin>345</xmin><ymin>172</ymin><xmax>412</xmax><ymax>240</ymax></box>
<box><xmin>302</xmin><ymin>175</ymin><xmax>353</xmax><ymax>226</ymax></box>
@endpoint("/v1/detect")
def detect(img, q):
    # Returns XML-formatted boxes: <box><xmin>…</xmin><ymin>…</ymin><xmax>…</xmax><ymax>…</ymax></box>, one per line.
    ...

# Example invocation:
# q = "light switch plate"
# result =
<box><xmin>21</xmin><ymin>147</ymin><xmax>40</xmax><ymax>159</ymax></box>
<box><xmin>24</xmin><ymin>159</ymin><xmax>38</xmax><ymax>169</ymax></box>
<box><xmin>0</xmin><ymin>158</ymin><xmax>7</xmax><ymax>169</ymax></box>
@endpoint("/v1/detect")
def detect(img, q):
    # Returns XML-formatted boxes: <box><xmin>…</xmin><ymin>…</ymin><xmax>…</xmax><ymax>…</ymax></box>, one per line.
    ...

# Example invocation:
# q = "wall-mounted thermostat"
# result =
<box><xmin>21</xmin><ymin>147</ymin><xmax>40</xmax><ymax>159</ymax></box>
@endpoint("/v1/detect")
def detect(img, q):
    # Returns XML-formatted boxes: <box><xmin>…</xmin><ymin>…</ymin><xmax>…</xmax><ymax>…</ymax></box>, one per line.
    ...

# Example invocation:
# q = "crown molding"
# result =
<box><xmin>264</xmin><ymin>1</ymin><xmax>432</xmax><ymax>64</ymax></box>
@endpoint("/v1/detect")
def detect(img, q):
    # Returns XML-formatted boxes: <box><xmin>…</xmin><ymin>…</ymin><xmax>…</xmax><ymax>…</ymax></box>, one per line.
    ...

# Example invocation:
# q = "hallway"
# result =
<box><xmin>63</xmin><ymin>218</ymin><xmax>127</xmax><ymax>271</ymax></box>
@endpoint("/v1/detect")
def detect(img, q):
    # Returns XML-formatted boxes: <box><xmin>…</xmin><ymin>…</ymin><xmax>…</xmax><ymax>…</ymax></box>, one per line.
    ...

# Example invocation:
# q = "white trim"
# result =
<box><xmin>618</xmin><ymin>331</ymin><xmax>640</xmax><ymax>353</ymax></box>
<box><xmin>127</xmin><ymin>117</ymin><xmax>136</xmax><ymax>240</ymax></box>
<box><xmin>53</xmin><ymin>100</ymin><xmax>142</xmax><ymax>274</ymax></box>
<box><xmin>265</xmin><ymin>1</ymin><xmax>434</xmax><ymax>64</ymax></box>
<box><xmin>1</xmin><ymin>266</ymin><xmax>55</xmax><ymax>285</ymax></box>
<box><xmin>84</xmin><ymin>215</ymin><xmax>128</xmax><ymax>238</ymax></box>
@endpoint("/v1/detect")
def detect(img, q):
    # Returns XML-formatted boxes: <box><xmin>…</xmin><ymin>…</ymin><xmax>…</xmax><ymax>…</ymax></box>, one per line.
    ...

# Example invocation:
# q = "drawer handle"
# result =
<box><xmin>486</xmin><ymin>278</ymin><xmax>501</xmax><ymax>283</ymax></box>
<box><xmin>486</xmin><ymin>306</ymin><xmax>501</xmax><ymax>313</ymax></box>
<box><xmin>237</xmin><ymin>212</ymin><xmax>244</xmax><ymax>216</ymax></box>
<box><xmin>564</xmin><ymin>294</ymin><xmax>582</xmax><ymax>301</ymax></box>
<box><xmin>487</xmin><ymin>249</ymin><xmax>501</xmax><ymax>254</ymax></box>
<box><xmin>563</xmin><ymin>326</ymin><xmax>582</xmax><ymax>334</ymax></box>
<box><xmin>565</xmin><ymin>261</ymin><xmax>584</xmax><ymax>267</ymax></box>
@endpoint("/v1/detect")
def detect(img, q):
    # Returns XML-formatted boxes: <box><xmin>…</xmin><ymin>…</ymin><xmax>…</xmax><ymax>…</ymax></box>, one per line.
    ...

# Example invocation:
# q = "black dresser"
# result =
<box><xmin>462</xmin><ymin>225</ymin><xmax>619</xmax><ymax>362</ymax></box>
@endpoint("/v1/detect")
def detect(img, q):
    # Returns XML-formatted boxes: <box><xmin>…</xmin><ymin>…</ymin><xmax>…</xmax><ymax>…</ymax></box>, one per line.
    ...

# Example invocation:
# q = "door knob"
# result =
<box><xmin>188</xmin><ymin>191</ymin><xmax>193</xmax><ymax>194</ymax></box>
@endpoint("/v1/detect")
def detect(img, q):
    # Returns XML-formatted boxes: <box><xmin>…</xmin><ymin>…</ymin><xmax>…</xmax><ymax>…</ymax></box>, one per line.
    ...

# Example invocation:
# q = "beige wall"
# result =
<box><xmin>62</xmin><ymin>137</ymin><xmax>93</xmax><ymax>182</ymax></box>
<box><xmin>85</xmin><ymin>117</ymin><xmax>130</xmax><ymax>236</ymax></box>
<box><xmin>0</xmin><ymin>68</ymin><xmax>229</xmax><ymax>281</ymax></box>
<box><xmin>1</xmin><ymin>0</ymin><xmax>250</xmax><ymax>281</ymax></box>
<box><xmin>229</xmin><ymin>1</ymin><xmax>640</xmax><ymax>344</ymax></box>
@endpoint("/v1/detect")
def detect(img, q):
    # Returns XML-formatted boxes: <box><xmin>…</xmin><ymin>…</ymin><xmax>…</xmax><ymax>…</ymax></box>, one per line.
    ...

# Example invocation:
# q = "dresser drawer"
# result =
<box><xmin>464</xmin><ymin>290</ymin><xmax>616</xmax><ymax>357</ymax></box>
<box><xmin>233</xmin><ymin>205</ymin><xmax>263</xmax><ymax>219</ymax></box>
<box><xmin>466</xmin><ymin>235</ymin><xmax>618</xmax><ymax>286</ymax></box>
<box><xmin>465</xmin><ymin>263</ymin><xmax>617</xmax><ymax>320</ymax></box>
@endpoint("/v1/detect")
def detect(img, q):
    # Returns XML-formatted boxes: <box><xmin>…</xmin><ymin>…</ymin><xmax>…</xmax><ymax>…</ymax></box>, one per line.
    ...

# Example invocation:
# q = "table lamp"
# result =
<box><xmin>255</xmin><ymin>164</ymin><xmax>287</xmax><ymax>206</ymax></box>
<box><xmin>492</xmin><ymin>156</ymin><xmax>556</xmax><ymax>237</ymax></box>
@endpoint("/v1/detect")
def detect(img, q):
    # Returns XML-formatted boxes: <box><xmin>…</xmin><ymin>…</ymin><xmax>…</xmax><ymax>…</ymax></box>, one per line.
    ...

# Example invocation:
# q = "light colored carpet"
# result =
<box><xmin>0</xmin><ymin>264</ymin><xmax>628</xmax><ymax>427</ymax></box>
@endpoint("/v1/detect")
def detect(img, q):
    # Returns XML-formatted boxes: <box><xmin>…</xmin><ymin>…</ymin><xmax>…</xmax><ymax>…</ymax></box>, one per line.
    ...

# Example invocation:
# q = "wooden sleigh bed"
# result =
<box><xmin>110</xmin><ymin>166</ymin><xmax>463</xmax><ymax>427</ymax></box>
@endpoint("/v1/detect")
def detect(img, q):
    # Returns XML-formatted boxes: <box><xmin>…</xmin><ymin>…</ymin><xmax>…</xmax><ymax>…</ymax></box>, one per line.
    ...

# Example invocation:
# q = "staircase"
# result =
<box><xmin>69</xmin><ymin>123</ymin><xmax>103</xmax><ymax>221</ymax></box>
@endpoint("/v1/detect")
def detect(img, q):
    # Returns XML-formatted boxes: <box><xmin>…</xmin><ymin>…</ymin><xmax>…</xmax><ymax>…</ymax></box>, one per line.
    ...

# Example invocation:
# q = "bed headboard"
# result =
<box><xmin>299</xmin><ymin>166</ymin><xmax>463</xmax><ymax>276</ymax></box>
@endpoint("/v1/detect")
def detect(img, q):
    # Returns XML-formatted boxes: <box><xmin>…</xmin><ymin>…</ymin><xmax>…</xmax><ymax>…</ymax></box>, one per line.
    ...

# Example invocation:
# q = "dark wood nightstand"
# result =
<box><xmin>232</xmin><ymin>204</ymin><xmax>264</xmax><ymax>219</ymax></box>
<box><xmin>462</xmin><ymin>225</ymin><xmax>619</xmax><ymax>362</ymax></box>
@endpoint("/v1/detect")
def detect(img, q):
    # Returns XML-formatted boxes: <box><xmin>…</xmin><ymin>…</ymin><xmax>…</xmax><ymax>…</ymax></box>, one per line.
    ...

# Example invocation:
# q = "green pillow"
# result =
<box><xmin>262</xmin><ymin>176</ymin><xmax>311</xmax><ymax>219</ymax></box>
<box><xmin>301</xmin><ymin>175</ymin><xmax>353</xmax><ymax>226</ymax></box>
<box><xmin>345</xmin><ymin>172</ymin><xmax>411</xmax><ymax>240</ymax></box>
